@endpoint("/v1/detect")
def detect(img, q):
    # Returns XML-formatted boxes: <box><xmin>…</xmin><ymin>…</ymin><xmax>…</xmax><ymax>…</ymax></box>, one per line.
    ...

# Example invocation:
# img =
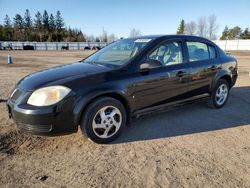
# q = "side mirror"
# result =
<box><xmin>140</xmin><ymin>59</ymin><xmax>162</xmax><ymax>72</ymax></box>
<box><xmin>140</xmin><ymin>63</ymin><xmax>150</xmax><ymax>71</ymax></box>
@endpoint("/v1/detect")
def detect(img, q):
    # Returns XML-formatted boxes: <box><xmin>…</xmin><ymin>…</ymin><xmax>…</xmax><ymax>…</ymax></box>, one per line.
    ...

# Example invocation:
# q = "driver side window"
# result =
<box><xmin>148</xmin><ymin>41</ymin><xmax>183</xmax><ymax>66</ymax></box>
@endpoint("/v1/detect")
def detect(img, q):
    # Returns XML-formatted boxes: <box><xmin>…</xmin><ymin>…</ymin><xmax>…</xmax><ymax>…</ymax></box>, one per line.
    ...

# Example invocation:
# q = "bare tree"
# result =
<box><xmin>197</xmin><ymin>16</ymin><xmax>207</xmax><ymax>37</ymax></box>
<box><xmin>107</xmin><ymin>33</ymin><xmax>118</xmax><ymax>42</ymax></box>
<box><xmin>129</xmin><ymin>28</ymin><xmax>141</xmax><ymax>37</ymax></box>
<box><xmin>185</xmin><ymin>21</ymin><xmax>196</xmax><ymax>35</ymax></box>
<box><xmin>86</xmin><ymin>34</ymin><xmax>95</xmax><ymax>42</ymax></box>
<box><xmin>208</xmin><ymin>14</ymin><xmax>219</xmax><ymax>40</ymax></box>
<box><xmin>100</xmin><ymin>28</ymin><xmax>108</xmax><ymax>42</ymax></box>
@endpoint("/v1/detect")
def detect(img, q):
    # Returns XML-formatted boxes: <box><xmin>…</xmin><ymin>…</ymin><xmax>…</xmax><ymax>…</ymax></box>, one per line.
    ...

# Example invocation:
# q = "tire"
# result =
<box><xmin>80</xmin><ymin>97</ymin><xmax>127</xmax><ymax>144</ymax></box>
<box><xmin>207</xmin><ymin>79</ymin><xmax>230</xmax><ymax>108</ymax></box>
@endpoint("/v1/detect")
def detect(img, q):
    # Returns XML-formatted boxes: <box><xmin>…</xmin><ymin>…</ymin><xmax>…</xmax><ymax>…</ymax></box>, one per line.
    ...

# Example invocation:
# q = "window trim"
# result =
<box><xmin>146</xmin><ymin>39</ymin><xmax>185</xmax><ymax>68</ymax></box>
<box><xmin>186</xmin><ymin>40</ymin><xmax>218</xmax><ymax>63</ymax></box>
<box><xmin>207</xmin><ymin>44</ymin><xmax>217</xmax><ymax>60</ymax></box>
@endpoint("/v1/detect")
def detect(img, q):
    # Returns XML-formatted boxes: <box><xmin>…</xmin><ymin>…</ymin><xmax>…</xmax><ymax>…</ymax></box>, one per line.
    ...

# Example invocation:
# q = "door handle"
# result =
<box><xmin>176</xmin><ymin>71</ymin><xmax>186</xmax><ymax>77</ymax></box>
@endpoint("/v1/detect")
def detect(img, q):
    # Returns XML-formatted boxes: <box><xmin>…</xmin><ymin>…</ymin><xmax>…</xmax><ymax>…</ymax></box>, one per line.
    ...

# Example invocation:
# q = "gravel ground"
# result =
<box><xmin>0</xmin><ymin>50</ymin><xmax>249</xmax><ymax>187</ymax></box>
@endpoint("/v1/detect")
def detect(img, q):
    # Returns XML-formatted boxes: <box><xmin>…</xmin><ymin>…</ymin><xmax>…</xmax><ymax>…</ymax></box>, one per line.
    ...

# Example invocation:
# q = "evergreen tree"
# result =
<box><xmin>55</xmin><ymin>11</ymin><xmax>64</xmax><ymax>30</ymax></box>
<box><xmin>4</xmin><ymin>14</ymin><xmax>12</xmax><ymax>27</ymax></box>
<box><xmin>55</xmin><ymin>11</ymin><xmax>64</xmax><ymax>41</ymax></box>
<box><xmin>221</xmin><ymin>26</ymin><xmax>242</xmax><ymax>40</ymax></box>
<box><xmin>24</xmin><ymin>9</ymin><xmax>33</xmax><ymax>40</ymax></box>
<box><xmin>241</xmin><ymin>28</ymin><xmax>250</xmax><ymax>39</ymax></box>
<box><xmin>3</xmin><ymin>14</ymin><xmax>12</xmax><ymax>40</ymax></box>
<box><xmin>49</xmin><ymin>13</ymin><xmax>56</xmax><ymax>32</ymax></box>
<box><xmin>13</xmin><ymin>14</ymin><xmax>24</xmax><ymax>40</ymax></box>
<box><xmin>34</xmin><ymin>11</ymin><xmax>43</xmax><ymax>41</ymax></box>
<box><xmin>24</xmin><ymin>9</ymin><xmax>32</xmax><ymax>30</ymax></box>
<box><xmin>177</xmin><ymin>19</ymin><xmax>185</xmax><ymax>34</ymax></box>
<box><xmin>229</xmin><ymin>26</ymin><xmax>242</xmax><ymax>39</ymax></box>
<box><xmin>0</xmin><ymin>25</ymin><xmax>5</xmax><ymax>40</ymax></box>
<box><xmin>220</xmin><ymin>26</ymin><xmax>229</xmax><ymax>40</ymax></box>
<box><xmin>42</xmin><ymin>10</ymin><xmax>49</xmax><ymax>40</ymax></box>
<box><xmin>42</xmin><ymin>10</ymin><xmax>49</xmax><ymax>30</ymax></box>
<box><xmin>48</xmin><ymin>13</ymin><xmax>56</xmax><ymax>41</ymax></box>
<box><xmin>0</xmin><ymin>10</ymin><xmax>86</xmax><ymax>42</ymax></box>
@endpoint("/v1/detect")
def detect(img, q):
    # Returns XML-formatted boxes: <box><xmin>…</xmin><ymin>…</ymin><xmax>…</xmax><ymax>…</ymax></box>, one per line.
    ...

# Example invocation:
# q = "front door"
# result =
<box><xmin>131</xmin><ymin>40</ymin><xmax>190</xmax><ymax>110</ymax></box>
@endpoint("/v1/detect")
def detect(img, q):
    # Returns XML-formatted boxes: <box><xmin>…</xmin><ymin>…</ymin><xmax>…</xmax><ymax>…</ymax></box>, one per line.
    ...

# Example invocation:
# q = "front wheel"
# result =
<box><xmin>80</xmin><ymin>97</ymin><xmax>127</xmax><ymax>144</ymax></box>
<box><xmin>208</xmin><ymin>79</ymin><xmax>229</xmax><ymax>108</ymax></box>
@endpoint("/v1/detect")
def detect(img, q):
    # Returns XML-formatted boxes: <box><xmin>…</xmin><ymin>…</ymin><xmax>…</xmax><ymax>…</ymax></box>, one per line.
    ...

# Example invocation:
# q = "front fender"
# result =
<box><xmin>72</xmin><ymin>89</ymin><xmax>130</xmax><ymax>126</ymax></box>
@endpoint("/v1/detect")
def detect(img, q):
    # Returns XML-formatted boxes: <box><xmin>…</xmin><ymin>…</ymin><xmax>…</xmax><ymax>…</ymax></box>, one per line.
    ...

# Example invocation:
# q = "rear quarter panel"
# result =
<box><xmin>211</xmin><ymin>54</ymin><xmax>238</xmax><ymax>91</ymax></box>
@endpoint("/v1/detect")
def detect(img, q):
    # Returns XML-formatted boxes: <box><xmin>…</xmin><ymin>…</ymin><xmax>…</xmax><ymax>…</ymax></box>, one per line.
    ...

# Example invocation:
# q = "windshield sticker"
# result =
<box><xmin>135</xmin><ymin>39</ymin><xmax>152</xmax><ymax>43</ymax></box>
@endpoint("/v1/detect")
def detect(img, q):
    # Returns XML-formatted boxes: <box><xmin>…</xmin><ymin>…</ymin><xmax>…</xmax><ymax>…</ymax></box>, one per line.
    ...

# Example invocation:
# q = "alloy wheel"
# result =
<box><xmin>215</xmin><ymin>83</ymin><xmax>228</xmax><ymax>106</ymax></box>
<box><xmin>92</xmin><ymin>106</ymin><xmax>122</xmax><ymax>139</ymax></box>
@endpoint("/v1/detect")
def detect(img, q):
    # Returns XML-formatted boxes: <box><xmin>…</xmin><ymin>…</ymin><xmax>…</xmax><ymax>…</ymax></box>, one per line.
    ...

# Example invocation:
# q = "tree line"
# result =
<box><xmin>1</xmin><ymin>11</ymin><xmax>249</xmax><ymax>42</ymax></box>
<box><xmin>176</xmin><ymin>15</ymin><xmax>250</xmax><ymax>40</ymax></box>
<box><xmin>220</xmin><ymin>26</ymin><xmax>250</xmax><ymax>40</ymax></box>
<box><xmin>0</xmin><ymin>9</ymin><xmax>87</xmax><ymax>42</ymax></box>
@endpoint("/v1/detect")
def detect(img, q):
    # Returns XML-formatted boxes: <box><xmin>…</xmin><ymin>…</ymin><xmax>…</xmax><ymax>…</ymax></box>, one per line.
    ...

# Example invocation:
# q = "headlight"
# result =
<box><xmin>27</xmin><ymin>86</ymin><xmax>71</xmax><ymax>106</ymax></box>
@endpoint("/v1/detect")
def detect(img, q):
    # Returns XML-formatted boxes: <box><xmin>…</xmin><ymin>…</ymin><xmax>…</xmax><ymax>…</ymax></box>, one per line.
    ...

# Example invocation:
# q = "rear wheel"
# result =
<box><xmin>80</xmin><ymin>97</ymin><xmax>127</xmax><ymax>144</ymax></box>
<box><xmin>208</xmin><ymin>79</ymin><xmax>229</xmax><ymax>108</ymax></box>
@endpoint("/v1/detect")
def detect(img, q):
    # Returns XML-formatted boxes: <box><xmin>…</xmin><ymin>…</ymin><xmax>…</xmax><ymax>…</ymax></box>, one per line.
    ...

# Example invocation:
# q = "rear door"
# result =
<box><xmin>185</xmin><ymin>41</ymin><xmax>221</xmax><ymax>96</ymax></box>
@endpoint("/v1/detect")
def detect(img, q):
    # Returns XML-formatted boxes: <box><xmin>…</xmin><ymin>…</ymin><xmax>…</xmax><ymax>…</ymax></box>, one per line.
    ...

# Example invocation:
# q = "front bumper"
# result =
<box><xmin>7</xmin><ymin>88</ymin><xmax>78</xmax><ymax>136</ymax></box>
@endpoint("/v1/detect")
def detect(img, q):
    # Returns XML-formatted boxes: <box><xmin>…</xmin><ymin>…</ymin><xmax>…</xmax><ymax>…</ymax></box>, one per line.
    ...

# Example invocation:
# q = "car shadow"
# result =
<box><xmin>113</xmin><ymin>86</ymin><xmax>250</xmax><ymax>144</ymax></box>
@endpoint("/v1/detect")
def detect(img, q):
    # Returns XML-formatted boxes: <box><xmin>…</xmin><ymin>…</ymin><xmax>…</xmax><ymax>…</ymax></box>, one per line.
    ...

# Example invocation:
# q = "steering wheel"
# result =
<box><xmin>149</xmin><ymin>55</ymin><xmax>165</xmax><ymax>66</ymax></box>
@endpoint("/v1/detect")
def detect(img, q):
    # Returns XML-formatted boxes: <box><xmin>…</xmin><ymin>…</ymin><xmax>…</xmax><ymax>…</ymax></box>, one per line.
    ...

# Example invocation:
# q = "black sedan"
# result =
<box><xmin>7</xmin><ymin>35</ymin><xmax>238</xmax><ymax>143</ymax></box>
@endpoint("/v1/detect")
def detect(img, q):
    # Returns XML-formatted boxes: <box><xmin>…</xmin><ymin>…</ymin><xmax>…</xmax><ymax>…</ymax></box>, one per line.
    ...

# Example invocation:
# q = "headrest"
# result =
<box><xmin>194</xmin><ymin>48</ymin><xmax>205</xmax><ymax>55</ymax></box>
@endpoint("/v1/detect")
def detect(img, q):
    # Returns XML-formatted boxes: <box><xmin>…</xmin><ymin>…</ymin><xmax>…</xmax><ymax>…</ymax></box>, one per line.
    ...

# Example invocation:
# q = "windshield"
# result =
<box><xmin>84</xmin><ymin>38</ymin><xmax>152</xmax><ymax>66</ymax></box>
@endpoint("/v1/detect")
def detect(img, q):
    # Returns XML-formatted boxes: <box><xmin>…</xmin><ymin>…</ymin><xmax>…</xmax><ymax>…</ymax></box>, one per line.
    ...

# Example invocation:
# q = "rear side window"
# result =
<box><xmin>187</xmin><ymin>42</ymin><xmax>216</xmax><ymax>62</ymax></box>
<box><xmin>208</xmin><ymin>45</ymin><xmax>216</xmax><ymax>59</ymax></box>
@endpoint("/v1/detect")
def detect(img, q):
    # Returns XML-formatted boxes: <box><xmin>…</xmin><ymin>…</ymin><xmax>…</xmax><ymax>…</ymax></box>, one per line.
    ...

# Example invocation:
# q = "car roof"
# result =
<box><xmin>126</xmin><ymin>35</ymin><xmax>165</xmax><ymax>40</ymax></box>
<box><xmin>127</xmin><ymin>34</ymin><xmax>214</xmax><ymax>44</ymax></box>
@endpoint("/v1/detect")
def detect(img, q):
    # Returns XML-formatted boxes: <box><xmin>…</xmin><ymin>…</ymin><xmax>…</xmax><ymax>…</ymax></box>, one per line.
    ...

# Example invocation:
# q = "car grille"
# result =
<box><xmin>16</xmin><ymin>122</ymin><xmax>52</xmax><ymax>133</ymax></box>
<box><xmin>10</xmin><ymin>88</ymin><xmax>24</xmax><ymax>103</ymax></box>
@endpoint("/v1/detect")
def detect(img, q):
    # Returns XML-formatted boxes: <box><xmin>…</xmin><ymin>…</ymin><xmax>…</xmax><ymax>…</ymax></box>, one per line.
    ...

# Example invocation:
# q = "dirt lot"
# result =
<box><xmin>0</xmin><ymin>50</ymin><xmax>250</xmax><ymax>187</ymax></box>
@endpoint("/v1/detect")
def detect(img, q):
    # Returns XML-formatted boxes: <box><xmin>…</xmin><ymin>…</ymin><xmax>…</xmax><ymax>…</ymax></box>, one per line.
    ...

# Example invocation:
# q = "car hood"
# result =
<box><xmin>18</xmin><ymin>62</ymin><xmax>111</xmax><ymax>91</ymax></box>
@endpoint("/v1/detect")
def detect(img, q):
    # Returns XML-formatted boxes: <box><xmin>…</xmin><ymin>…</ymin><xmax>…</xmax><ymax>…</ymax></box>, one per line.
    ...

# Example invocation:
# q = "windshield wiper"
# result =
<box><xmin>89</xmin><ymin>61</ymin><xmax>110</xmax><ymax>67</ymax></box>
<box><xmin>108</xmin><ymin>60</ymin><xmax>122</xmax><ymax>62</ymax></box>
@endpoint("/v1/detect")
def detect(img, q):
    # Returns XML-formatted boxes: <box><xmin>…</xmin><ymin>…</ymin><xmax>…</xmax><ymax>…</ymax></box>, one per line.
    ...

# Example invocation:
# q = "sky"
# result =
<box><xmin>0</xmin><ymin>0</ymin><xmax>249</xmax><ymax>38</ymax></box>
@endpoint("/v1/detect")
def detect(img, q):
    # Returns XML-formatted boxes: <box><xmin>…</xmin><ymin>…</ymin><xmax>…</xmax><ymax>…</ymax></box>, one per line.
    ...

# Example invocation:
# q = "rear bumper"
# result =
<box><xmin>231</xmin><ymin>74</ymin><xmax>237</xmax><ymax>87</ymax></box>
<box><xmin>7</xmin><ymin>90</ymin><xmax>79</xmax><ymax>136</ymax></box>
